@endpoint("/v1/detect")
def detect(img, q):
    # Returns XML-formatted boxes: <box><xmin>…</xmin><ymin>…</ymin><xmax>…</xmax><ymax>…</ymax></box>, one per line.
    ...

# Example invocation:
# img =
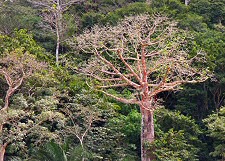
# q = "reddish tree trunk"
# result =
<box><xmin>141</xmin><ymin>107</ymin><xmax>155</xmax><ymax>161</ymax></box>
<box><xmin>0</xmin><ymin>143</ymin><xmax>7</xmax><ymax>161</ymax></box>
<box><xmin>2</xmin><ymin>89</ymin><xmax>11</xmax><ymax>111</ymax></box>
<box><xmin>0</xmin><ymin>79</ymin><xmax>21</xmax><ymax>161</ymax></box>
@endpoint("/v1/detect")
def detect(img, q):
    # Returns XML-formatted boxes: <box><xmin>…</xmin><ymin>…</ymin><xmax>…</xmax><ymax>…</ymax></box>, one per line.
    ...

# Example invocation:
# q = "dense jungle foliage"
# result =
<box><xmin>0</xmin><ymin>0</ymin><xmax>225</xmax><ymax>160</ymax></box>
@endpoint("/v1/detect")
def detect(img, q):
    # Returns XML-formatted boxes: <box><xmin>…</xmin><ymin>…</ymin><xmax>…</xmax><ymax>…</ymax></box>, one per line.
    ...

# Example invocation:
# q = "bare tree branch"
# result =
<box><xmin>29</xmin><ymin>0</ymin><xmax>86</xmax><ymax>65</ymax></box>
<box><xmin>72</xmin><ymin>14</ymin><xmax>210</xmax><ymax>161</ymax></box>
<box><xmin>95</xmin><ymin>49</ymin><xmax>141</xmax><ymax>90</ymax></box>
<box><xmin>118</xmin><ymin>49</ymin><xmax>142</xmax><ymax>83</ymax></box>
<box><xmin>99</xmin><ymin>90</ymin><xmax>139</xmax><ymax>105</ymax></box>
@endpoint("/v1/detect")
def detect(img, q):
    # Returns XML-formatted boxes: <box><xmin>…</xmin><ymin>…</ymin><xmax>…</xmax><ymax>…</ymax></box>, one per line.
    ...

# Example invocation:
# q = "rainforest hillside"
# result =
<box><xmin>0</xmin><ymin>0</ymin><xmax>225</xmax><ymax>160</ymax></box>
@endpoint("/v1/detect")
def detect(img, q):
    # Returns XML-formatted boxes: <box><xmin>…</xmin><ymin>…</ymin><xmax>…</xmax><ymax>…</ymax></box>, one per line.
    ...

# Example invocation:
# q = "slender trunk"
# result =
<box><xmin>0</xmin><ymin>124</ymin><xmax>2</xmax><ymax>134</ymax></box>
<box><xmin>2</xmin><ymin>88</ymin><xmax>11</xmax><ymax>111</ymax></box>
<box><xmin>78</xmin><ymin>139</ymin><xmax>85</xmax><ymax>161</ymax></box>
<box><xmin>0</xmin><ymin>122</ymin><xmax>4</xmax><ymax>161</ymax></box>
<box><xmin>55</xmin><ymin>15</ymin><xmax>60</xmax><ymax>66</ymax></box>
<box><xmin>0</xmin><ymin>87</ymin><xmax>12</xmax><ymax>140</ymax></box>
<box><xmin>0</xmin><ymin>143</ymin><xmax>7</xmax><ymax>161</ymax></box>
<box><xmin>0</xmin><ymin>72</ymin><xmax>24</xmax><ymax>161</ymax></box>
<box><xmin>55</xmin><ymin>0</ymin><xmax>62</xmax><ymax>66</ymax></box>
<box><xmin>141</xmin><ymin>108</ymin><xmax>155</xmax><ymax>161</ymax></box>
<box><xmin>185</xmin><ymin>0</ymin><xmax>190</xmax><ymax>5</ymax></box>
<box><xmin>146</xmin><ymin>0</ymin><xmax>151</xmax><ymax>5</ymax></box>
<box><xmin>0</xmin><ymin>109</ymin><xmax>6</xmax><ymax>135</ymax></box>
<box><xmin>0</xmin><ymin>88</ymin><xmax>11</xmax><ymax>161</ymax></box>
<box><xmin>56</xmin><ymin>30</ymin><xmax>60</xmax><ymax>66</ymax></box>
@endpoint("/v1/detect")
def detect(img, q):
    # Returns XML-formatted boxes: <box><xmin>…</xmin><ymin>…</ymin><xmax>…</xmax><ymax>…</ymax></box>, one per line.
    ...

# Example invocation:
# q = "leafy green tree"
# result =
<box><xmin>0</xmin><ymin>0</ymin><xmax>40</xmax><ymax>35</ymax></box>
<box><xmin>57</xmin><ymin>80</ymin><xmax>139</xmax><ymax>160</ymax></box>
<box><xmin>204</xmin><ymin>107</ymin><xmax>225</xmax><ymax>160</ymax></box>
<box><xmin>150</xmin><ymin>129</ymin><xmax>198</xmax><ymax>161</ymax></box>
<box><xmin>0</xmin><ymin>29</ymin><xmax>50</xmax><ymax>61</ymax></box>
<box><xmin>31</xmin><ymin>141</ymin><xmax>89</xmax><ymax>161</ymax></box>
<box><xmin>151</xmin><ymin>0</ymin><xmax>187</xmax><ymax>16</ymax></box>
<box><xmin>108</xmin><ymin>109</ymin><xmax>141</xmax><ymax>156</ymax></box>
<box><xmin>148</xmin><ymin>108</ymin><xmax>207</xmax><ymax>160</ymax></box>
<box><xmin>102</xmin><ymin>2</ymin><xmax>152</xmax><ymax>25</ymax></box>
<box><xmin>31</xmin><ymin>141</ymin><xmax>68</xmax><ymax>161</ymax></box>
<box><xmin>3</xmin><ymin>94</ymin><xmax>65</xmax><ymax>160</ymax></box>
<box><xmin>190</xmin><ymin>0</ymin><xmax>225</xmax><ymax>25</ymax></box>
<box><xmin>178</xmin><ymin>13</ymin><xmax>208</xmax><ymax>32</ymax></box>
<box><xmin>193</xmin><ymin>29</ymin><xmax>225</xmax><ymax>111</ymax></box>
<box><xmin>0</xmin><ymin>49</ymin><xmax>63</xmax><ymax>161</ymax></box>
<box><xmin>90</xmin><ymin>108</ymin><xmax>141</xmax><ymax>160</ymax></box>
<box><xmin>175</xmin><ymin>84</ymin><xmax>210</xmax><ymax>120</ymax></box>
<box><xmin>79</xmin><ymin>2</ymin><xmax>151</xmax><ymax>29</ymax></box>
<box><xmin>60</xmin><ymin>95</ymin><xmax>96</xmax><ymax>161</ymax></box>
<box><xmin>0</xmin><ymin>32</ymin><xmax>66</xmax><ymax>160</ymax></box>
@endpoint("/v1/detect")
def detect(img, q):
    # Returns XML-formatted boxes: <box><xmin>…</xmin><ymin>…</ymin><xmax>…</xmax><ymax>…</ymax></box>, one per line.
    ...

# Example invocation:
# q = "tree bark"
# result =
<box><xmin>2</xmin><ymin>88</ymin><xmax>12</xmax><ymax>111</ymax></box>
<box><xmin>0</xmin><ymin>89</ymin><xmax>11</xmax><ymax>161</ymax></box>
<box><xmin>0</xmin><ymin>73</ymin><xmax>24</xmax><ymax>161</ymax></box>
<box><xmin>56</xmin><ymin>28</ymin><xmax>60</xmax><ymax>66</ymax></box>
<box><xmin>141</xmin><ymin>107</ymin><xmax>155</xmax><ymax>161</ymax></box>
<box><xmin>146</xmin><ymin>0</ymin><xmax>151</xmax><ymax>5</ymax></box>
<box><xmin>55</xmin><ymin>0</ymin><xmax>62</xmax><ymax>66</ymax></box>
<box><xmin>0</xmin><ymin>143</ymin><xmax>7</xmax><ymax>161</ymax></box>
<box><xmin>0</xmin><ymin>109</ymin><xmax>9</xmax><ymax>161</ymax></box>
<box><xmin>185</xmin><ymin>0</ymin><xmax>190</xmax><ymax>5</ymax></box>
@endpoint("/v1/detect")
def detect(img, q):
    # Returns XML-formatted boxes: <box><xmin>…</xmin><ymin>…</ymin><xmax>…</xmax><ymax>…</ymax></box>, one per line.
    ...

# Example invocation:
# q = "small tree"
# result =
<box><xmin>62</xmin><ymin>103</ymin><xmax>94</xmax><ymax>161</ymax></box>
<box><xmin>0</xmin><ymin>49</ymin><xmax>46</xmax><ymax>161</ymax></box>
<box><xmin>72</xmin><ymin>14</ymin><xmax>209</xmax><ymax>161</ymax></box>
<box><xmin>29</xmin><ymin>0</ymin><xmax>86</xmax><ymax>65</ymax></box>
<box><xmin>204</xmin><ymin>107</ymin><xmax>225</xmax><ymax>160</ymax></box>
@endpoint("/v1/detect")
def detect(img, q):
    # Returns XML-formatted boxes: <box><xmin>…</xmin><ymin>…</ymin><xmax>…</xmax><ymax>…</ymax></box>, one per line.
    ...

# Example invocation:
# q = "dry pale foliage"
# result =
<box><xmin>71</xmin><ymin>14</ymin><xmax>209</xmax><ymax>161</ymax></box>
<box><xmin>0</xmin><ymin>49</ymin><xmax>46</xmax><ymax>128</ymax></box>
<box><xmin>0</xmin><ymin>50</ymin><xmax>46</xmax><ymax>110</ymax></box>
<box><xmin>71</xmin><ymin>14</ymin><xmax>209</xmax><ymax>108</ymax></box>
<box><xmin>0</xmin><ymin>50</ymin><xmax>47</xmax><ymax>161</ymax></box>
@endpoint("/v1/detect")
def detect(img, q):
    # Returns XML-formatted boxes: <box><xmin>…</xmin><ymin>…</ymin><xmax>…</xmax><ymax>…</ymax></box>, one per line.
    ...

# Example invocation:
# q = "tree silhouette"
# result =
<box><xmin>73</xmin><ymin>14</ymin><xmax>209</xmax><ymax>161</ymax></box>
<box><xmin>29</xmin><ymin>0</ymin><xmax>86</xmax><ymax>65</ymax></box>
<box><xmin>0</xmin><ymin>49</ymin><xmax>45</xmax><ymax>161</ymax></box>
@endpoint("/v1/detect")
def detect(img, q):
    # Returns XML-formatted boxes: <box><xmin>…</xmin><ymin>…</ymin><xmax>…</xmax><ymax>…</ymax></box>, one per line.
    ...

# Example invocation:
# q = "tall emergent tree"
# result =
<box><xmin>29</xmin><ymin>0</ymin><xmax>85</xmax><ymax>65</ymax></box>
<box><xmin>204</xmin><ymin>107</ymin><xmax>225</xmax><ymax>160</ymax></box>
<box><xmin>72</xmin><ymin>14</ymin><xmax>209</xmax><ymax>161</ymax></box>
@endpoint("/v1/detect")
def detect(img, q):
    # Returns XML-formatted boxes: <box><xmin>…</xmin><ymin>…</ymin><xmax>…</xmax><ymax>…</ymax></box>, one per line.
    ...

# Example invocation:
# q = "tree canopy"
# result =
<box><xmin>0</xmin><ymin>0</ymin><xmax>224</xmax><ymax>160</ymax></box>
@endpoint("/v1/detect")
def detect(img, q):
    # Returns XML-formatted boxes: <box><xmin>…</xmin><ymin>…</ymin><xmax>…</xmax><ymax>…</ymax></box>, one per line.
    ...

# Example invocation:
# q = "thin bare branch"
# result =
<box><xmin>0</xmin><ymin>70</ymin><xmax>13</xmax><ymax>86</ymax></box>
<box><xmin>74</xmin><ymin>14</ymin><xmax>209</xmax><ymax>108</ymax></box>
<box><xmin>97</xmin><ymin>83</ymin><xmax>130</xmax><ymax>88</ymax></box>
<box><xmin>118</xmin><ymin>49</ymin><xmax>142</xmax><ymax>83</ymax></box>
<box><xmin>100</xmin><ymin>90</ymin><xmax>139</xmax><ymax>105</ymax></box>
<box><xmin>95</xmin><ymin>49</ymin><xmax>141</xmax><ymax>89</ymax></box>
